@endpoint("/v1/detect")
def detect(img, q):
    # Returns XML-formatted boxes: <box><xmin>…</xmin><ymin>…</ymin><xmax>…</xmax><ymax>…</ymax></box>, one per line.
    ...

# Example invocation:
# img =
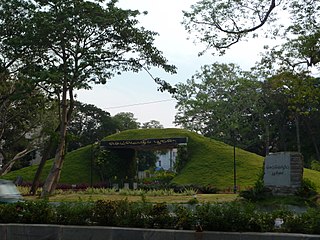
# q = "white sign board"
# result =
<box><xmin>264</xmin><ymin>152</ymin><xmax>291</xmax><ymax>187</ymax></box>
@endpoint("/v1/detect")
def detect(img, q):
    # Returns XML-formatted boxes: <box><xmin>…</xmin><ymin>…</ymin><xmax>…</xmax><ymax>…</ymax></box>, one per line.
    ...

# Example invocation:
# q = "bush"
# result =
<box><xmin>92</xmin><ymin>200</ymin><xmax>119</xmax><ymax>226</ymax></box>
<box><xmin>195</xmin><ymin>202</ymin><xmax>256</xmax><ymax>232</ymax></box>
<box><xmin>0</xmin><ymin>201</ymin><xmax>54</xmax><ymax>224</ymax></box>
<box><xmin>311</xmin><ymin>160</ymin><xmax>320</xmax><ymax>171</ymax></box>
<box><xmin>169</xmin><ymin>183</ymin><xmax>218</xmax><ymax>194</ymax></box>
<box><xmin>173</xmin><ymin>205</ymin><xmax>195</xmax><ymax>230</ymax></box>
<box><xmin>55</xmin><ymin>202</ymin><xmax>93</xmax><ymax>225</ymax></box>
<box><xmin>2</xmin><ymin>199</ymin><xmax>320</xmax><ymax>234</ymax></box>
<box><xmin>295</xmin><ymin>178</ymin><xmax>317</xmax><ymax>198</ymax></box>
<box><xmin>147</xmin><ymin>203</ymin><xmax>172</xmax><ymax>228</ymax></box>
<box><xmin>239</xmin><ymin>171</ymin><xmax>268</xmax><ymax>201</ymax></box>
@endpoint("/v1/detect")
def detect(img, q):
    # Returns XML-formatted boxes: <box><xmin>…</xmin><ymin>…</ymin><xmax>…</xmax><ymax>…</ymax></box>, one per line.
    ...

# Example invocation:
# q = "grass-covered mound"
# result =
<box><xmin>3</xmin><ymin>145</ymin><xmax>100</xmax><ymax>184</ymax></box>
<box><xmin>3</xmin><ymin>128</ymin><xmax>320</xmax><ymax>191</ymax></box>
<box><xmin>103</xmin><ymin>128</ymin><xmax>264</xmax><ymax>189</ymax></box>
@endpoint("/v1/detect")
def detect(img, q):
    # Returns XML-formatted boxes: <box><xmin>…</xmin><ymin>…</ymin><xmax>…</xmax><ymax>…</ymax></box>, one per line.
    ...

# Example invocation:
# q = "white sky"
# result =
<box><xmin>76</xmin><ymin>0</ymin><xmax>269</xmax><ymax>127</ymax></box>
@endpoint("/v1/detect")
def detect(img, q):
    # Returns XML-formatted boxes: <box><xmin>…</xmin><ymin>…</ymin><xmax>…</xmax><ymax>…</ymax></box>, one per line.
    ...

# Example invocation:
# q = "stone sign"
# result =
<box><xmin>264</xmin><ymin>152</ymin><xmax>303</xmax><ymax>194</ymax></box>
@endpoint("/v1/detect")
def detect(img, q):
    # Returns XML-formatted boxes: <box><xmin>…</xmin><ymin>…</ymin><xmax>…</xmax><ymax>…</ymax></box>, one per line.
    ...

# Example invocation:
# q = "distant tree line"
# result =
<box><xmin>173</xmin><ymin>62</ymin><xmax>320</xmax><ymax>166</ymax></box>
<box><xmin>177</xmin><ymin>0</ymin><xmax>320</xmax><ymax>167</ymax></box>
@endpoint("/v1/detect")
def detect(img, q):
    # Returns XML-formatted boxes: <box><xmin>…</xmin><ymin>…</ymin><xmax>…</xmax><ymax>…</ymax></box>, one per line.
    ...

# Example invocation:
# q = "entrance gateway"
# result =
<box><xmin>100</xmin><ymin>137</ymin><xmax>188</xmax><ymax>182</ymax></box>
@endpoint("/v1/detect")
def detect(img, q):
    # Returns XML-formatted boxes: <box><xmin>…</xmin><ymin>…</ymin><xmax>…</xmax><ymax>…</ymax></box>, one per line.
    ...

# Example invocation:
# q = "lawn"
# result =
<box><xmin>23</xmin><ymin>192</ymin><xmax>238</xmax><ymax>204</ymax></box>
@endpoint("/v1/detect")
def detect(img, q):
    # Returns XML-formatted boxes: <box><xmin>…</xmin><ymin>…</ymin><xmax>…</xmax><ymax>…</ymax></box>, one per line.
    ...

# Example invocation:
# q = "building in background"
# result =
<box><xmin>155</xmin><ymin>149</ymin><xmax>177</xmax><ymax>171</ymax></box>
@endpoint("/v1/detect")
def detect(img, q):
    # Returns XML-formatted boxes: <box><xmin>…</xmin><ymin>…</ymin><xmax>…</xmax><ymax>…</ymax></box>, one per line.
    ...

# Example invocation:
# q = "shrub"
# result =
<box><xmin>311</xmin><ymin>160</ymin><xmax>320</xmax><ymax>171</ymax></box>
<box><xmin>55</xmin><ymin>202</ymin><xmax>93</xmax><ymax>225</ymax></box>
<box><xmin>239</xmin><ymin>171</ymin><xmax>267</xmax><ymax>201</ymax></box>
<box><xmin>295</xmin><ymin>178</ymin><xmax>317</xmax><ymax>198</ymax></box>
<box><xmin>173</xmin><ymin>205</ymin><xmax>195</xmax><ymax>230</ymax></box>
<box><xmin>2</xmin><ymin>199</ymin><xmax>320</xmax><ymax>234</ymax></box>
<box><xmin>116</xmin><ymin>201</ymin><xmax>152</xmax><ymax>228</ymax></box>
<box><xmin>285</xmin><ymin>208</ymin><xmax>320</xmax><ymax>234</ymax></box>
<box><xmin>0</xmin><ymin>203</ymin><xmax>22</xmax><ymax>223</ymax></box>
<box><xmin>92</xmin><ymin>200</ymin><xmax>119</xmax><ymax>226</ymax></box>
<box><xmin>169</xmin><ymin>183</ymin><xmax>218</xmax><ymax>194</ymax></box>
<box><xmin>0</xmin><ymin>201</ymin><xmax>55</xmax><ymax>224</ymax></box>
<box><xmin>147</xmin><ymin>203</ymin><xmax>172</xmax><ymax>228</ymax></box>
<box><xmin>248</xmin><ymin>211</ymin><xmax>274</xmax><ymax>232</ymax></box>
<box><xmin>195</xmin><ymin>202</ymin><xmax>256</xmax><ymax>232</ymax></box>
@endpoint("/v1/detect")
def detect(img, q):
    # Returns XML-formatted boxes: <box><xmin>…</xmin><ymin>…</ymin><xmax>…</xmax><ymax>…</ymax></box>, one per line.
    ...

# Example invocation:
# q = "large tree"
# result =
<box><xmin>112</xmin><ymin>112</ymin><xmax>140</xmax><ymax>131</ymax></box>
<box><xmin>1</xmin><ymin>0</ymin><xmax>176</xmax><ymax>196</ymax></box>
<box><xmin>182</xmin><ymin>0</ymin><xmax>319</xmax><ymax>58</ymax></box>
<box><xmin>174</xmin><ymin>63</ymin><xmax>265</xmax><ymax>152</ymax></box>
<box><xmin>67</xmin><ymin>101</ymin><xmax>117</xmax><ymax>151</ymax></box>
<box><xmin>141</xmin><ymin>120</ymin><xmax>163</xmax><ymax>129</ymax></box>
<box><xmin>181</xmin><ymin>0</ymin><xmax>320</xmax><ymax>159</ymax></box>
<box><xmin>0</xmin><ymin>77</ymin><xmax>56</xmax><ymax>175</ymax></box>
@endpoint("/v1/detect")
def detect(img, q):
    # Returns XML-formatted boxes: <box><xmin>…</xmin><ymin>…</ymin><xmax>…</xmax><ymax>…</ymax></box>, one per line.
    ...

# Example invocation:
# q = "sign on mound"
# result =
<box><xmin>264</xmin><ymin>152</ymin><xmax>303</xmax><ymax>195</ymax></box>
<box><xmin>101</xmin><ymin>137</ymin><xmax>188</xmax><ymax>149</ymax></box>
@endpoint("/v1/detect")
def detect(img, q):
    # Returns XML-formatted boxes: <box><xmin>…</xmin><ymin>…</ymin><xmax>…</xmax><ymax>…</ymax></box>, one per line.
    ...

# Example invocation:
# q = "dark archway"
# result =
<box><xmin>97</xmin><ymin>137</ymin><xmax>188</xmax><ymax>187</ymax></box>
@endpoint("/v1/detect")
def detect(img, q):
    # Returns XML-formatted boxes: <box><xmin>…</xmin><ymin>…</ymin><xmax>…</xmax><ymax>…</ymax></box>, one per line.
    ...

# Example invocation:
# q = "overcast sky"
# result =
<box><xmin>76</xmin><ymin>0</ymin><xmax>268</xmax><ymax>127</ymax></box>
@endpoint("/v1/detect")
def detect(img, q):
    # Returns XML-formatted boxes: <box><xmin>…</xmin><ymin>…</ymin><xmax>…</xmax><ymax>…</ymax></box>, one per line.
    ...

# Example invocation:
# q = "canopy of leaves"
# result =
<box><xmin>112</xmin><ymin>112</ymin><xmax>140</xmax><ymax>131</ymax></box>
<box><xmin>67</xmin><ymin>101</ymin><xmax>118</xmax><ymax>151</ymax></box>
<box><xmin>182</xmin><ymin>0</ymin><xmax>319</xmax><ymax>56</ymax></box>
<box><xmin>174</xmin><ymin>63</ymin><xmax>263</xmax><ymax>149</ymax></box>
<box><xmin>16</xmin><ymin>0</ymin><xmax>176</xmax><ymax>94</ymax></box>
<box><xmin>0</xmin><ymin>77</ymin><xmax>57</xmax><ymax>165</ymax></box>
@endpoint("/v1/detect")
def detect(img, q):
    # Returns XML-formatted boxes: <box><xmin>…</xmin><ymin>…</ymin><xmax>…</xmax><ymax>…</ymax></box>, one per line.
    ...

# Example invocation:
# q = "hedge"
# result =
<box><xmin>1</xmin><ymin>200</ymin><xmax>320</xmax><ymax>234</ymax></box>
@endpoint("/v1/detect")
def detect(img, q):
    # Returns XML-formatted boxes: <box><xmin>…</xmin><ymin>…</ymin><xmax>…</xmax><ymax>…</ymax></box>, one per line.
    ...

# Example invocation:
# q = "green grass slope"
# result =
<box><xmin>3</xmin><ymin>145</ymin><xmax>100</xmax><ymax>184</ymax></box>
<box><xmin>3</xmin><ymin>128</ymin><xmax>320</xmax><ymax>191</ymax></box>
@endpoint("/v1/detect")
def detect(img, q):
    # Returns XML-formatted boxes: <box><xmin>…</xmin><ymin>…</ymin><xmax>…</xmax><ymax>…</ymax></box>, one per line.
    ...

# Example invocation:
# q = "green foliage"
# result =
<box><xmin>187</xmin><ymin>197</ymin><xmax>199</xmax><ymax>205</ymax></box>
<box><xmin>0</xmin><ymin>201</ymin><xmax>54</xmax><ymax>224</ymax></box>
<box><xmin>147</xmin><ymin>203</ymin><xmax>172</xmax><ymax>228</ymax></box>
<box><xmin>174</xmin><ymin>62</ymin><xmax>266</xmax><ymax>155</ymax></box>
<box><xmin>169</xmin><ymin>183</ymin><xmax>218</xmax><ymax>194</ymax></box>
<box><xmin>141</xmin><ymin>120</ymin><xmax>164</xmax><ymax>129</ymax></box>
<box><xmin>92</xmin><ymin>199</ymin><xmax>152</xmax><ymax>228</ymax></box>
<box><xmin>195</xmin><ymin>202</ymin><xmax>257</xmax><ymax>232</ymax></box>
<box><xmin>112</xmin><ymin>112</ymin><xmax>140</xmax><ymax>131</ymax></box>
<box><xmin>68</xmin><ymin>101</ymin><xmax>117</xmax><ymax>152</ymax></box>
<box><xmin>173</xmin><ymin>205</ymin><xmax>195</xmax><ymax>230</ymax></box>
<box><xmin>295</xmin><ymin>178</ymin><xmax>317</xmax><ymax>198</ymax></box>
<box><xmin>94</xmin><ymin>148</ymin><xmax>136</xmax><ymax>182</ymax></box>
<box><xmin>145</xmin><ymin>170</ymin><xmax>176</xmax><ymax>184</ymax></box>
<box><xmin>239</xmin><ymin>170</ymin><xmax>267</xmax><ymax>201</ymax></box>
<box><xmin>0</xmin><ymin>77</ymin><xmax>57</xmax><ymax>170</ymax></box>
<box><xmin>285</xmin><ymin>208</ymin><xmax>320</xmax><ymax>234</ymax></box>
<box><xmin>174</xmin><ymin>146</ymin><xmax>188</xmax><ymax>173</ymax></box>
<box><xmin>92</xmin><ymin>200</ymin><xmax>118</xmax><ymax>226</ymax></box>
<box><xmin>55</xmin><ymin>202</ymin><xmax>93</xmax><ymax>225</ymax></box>
<box><xmin>2</xmin><ymin>199</ymin><xmax>320</xmax><ymax>233</ymax></box>
<box><xmin>136</xmin><ymin>150</ymin><xmax>157</xmax><ymax>171</ymax></box>
<box><xmin>0</xmin><ymin>0</ymin><xmax>177</xmax><ymax>194</ymax></box>
<box><xmin>311</xmin><ymin>160</ymin><xmax>320</xmax><ymax>171</ymax></box>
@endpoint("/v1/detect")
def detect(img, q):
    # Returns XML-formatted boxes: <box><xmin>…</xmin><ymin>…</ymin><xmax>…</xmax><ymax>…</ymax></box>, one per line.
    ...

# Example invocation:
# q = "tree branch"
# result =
<box><xmin>215</xmin><ymin>0</ymin><xmax>276</xmax><ymax>34</ymax></box>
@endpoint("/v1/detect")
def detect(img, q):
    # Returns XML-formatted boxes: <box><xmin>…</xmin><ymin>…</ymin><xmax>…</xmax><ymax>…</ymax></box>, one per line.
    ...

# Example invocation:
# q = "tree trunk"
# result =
<box><xmin>29</xmin><ymin>135</ymin><xmax>56</xmax><ymax>195</ymax></box>
<box><xmin>41</xmin><ymin>82</ymin><xmax>69</xmax><ymax>198</ymax></box>
<box><xmin>31</xmin><ymin>87</ymin><xmax>75</xmax><ymax>195</ymax></box>
<box><xmin>50</xmin><ymin>138</ymin><xmax>67</xmax><ymax>193</ymax></box>
<box><xmin>49</xmin><ymin>88</ymin><xmax>75</xmax><ymax>193</ymax></box>
<box><xmin>0</xmin><ymin>148</ymin><xmax>33</xmax><ymax>176</ymax></box>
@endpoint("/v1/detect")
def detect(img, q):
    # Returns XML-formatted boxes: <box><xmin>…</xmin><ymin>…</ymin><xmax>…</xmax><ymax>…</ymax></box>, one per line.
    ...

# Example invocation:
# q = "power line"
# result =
<box><xmin>105</xmin><ymin>99</ymin><xmax>175</xmax><ymax>109</ymax></box>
